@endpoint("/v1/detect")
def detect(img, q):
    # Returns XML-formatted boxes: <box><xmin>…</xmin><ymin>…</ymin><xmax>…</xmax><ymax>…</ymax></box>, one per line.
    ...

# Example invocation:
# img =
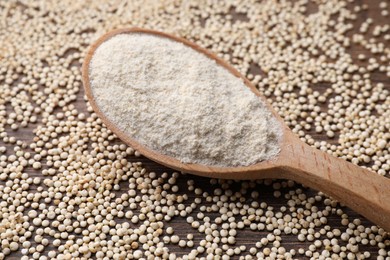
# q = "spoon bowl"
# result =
<box><xmin>82</xmin><ymin>28</ymin><xmax>390</xmax><ymax>230</ymax></box>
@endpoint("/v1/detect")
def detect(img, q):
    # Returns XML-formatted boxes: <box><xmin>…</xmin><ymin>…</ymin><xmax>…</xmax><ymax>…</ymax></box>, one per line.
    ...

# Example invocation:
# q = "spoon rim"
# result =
<box><xmin>82</xmin><ymin>27</ymin><xmax>290</xmax><ymax>175</ymax></box>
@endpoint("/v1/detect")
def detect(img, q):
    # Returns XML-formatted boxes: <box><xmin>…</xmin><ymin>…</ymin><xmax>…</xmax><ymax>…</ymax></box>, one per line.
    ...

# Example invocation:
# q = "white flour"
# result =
<box><xmin>89</xmin><ymin>33</ymin><xmax>282</xmax><ymax>167</ymax></box>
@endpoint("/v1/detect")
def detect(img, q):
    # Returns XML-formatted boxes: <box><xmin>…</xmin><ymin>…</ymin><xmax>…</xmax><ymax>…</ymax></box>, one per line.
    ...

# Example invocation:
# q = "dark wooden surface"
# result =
<box><xmin>2</xmin><ymin>0</ymin><xmax>389</xmax><ymax>259</ymax></box>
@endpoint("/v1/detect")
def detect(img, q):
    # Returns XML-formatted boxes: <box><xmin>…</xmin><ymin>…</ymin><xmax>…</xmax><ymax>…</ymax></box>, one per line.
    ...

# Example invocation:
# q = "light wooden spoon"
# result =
<box><xmin>82</xmin><ymin>28</ymin><xmax>390</xmax><ymax>231</ymax></box>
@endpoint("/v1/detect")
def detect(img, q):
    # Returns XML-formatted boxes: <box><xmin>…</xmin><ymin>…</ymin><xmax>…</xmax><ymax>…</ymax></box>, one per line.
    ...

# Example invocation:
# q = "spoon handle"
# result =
<box><xmin>280</xmin><ymin>141</ymin><xmax>390</xmax><ymax>231</ymax></box>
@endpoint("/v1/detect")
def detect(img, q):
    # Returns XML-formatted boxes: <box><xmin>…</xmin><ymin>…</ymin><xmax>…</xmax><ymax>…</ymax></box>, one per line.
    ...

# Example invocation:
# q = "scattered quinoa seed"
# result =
<box><xmin>0</xmin><ymin>0</ymin><xmax>388</xmax><ymax>259</ymax></box>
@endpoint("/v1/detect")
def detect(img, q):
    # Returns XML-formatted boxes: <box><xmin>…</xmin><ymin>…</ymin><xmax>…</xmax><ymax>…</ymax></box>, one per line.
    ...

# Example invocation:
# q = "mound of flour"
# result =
<box><xmin>89</xmin><ymin>33</ymin><xmax>282</xmax><ymax>167</ymax></box>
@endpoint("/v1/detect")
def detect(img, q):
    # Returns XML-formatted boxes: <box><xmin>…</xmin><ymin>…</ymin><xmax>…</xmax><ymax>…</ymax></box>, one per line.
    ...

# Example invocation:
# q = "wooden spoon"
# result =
<box><xmin>82</xmin><ymin>28</ymin><xmax>390</xmax><ymax>231</ymax></box>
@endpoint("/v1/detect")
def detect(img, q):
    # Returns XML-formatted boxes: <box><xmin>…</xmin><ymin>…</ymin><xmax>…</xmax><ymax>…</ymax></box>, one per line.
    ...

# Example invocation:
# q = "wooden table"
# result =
<box><xmin>4</xmin><ymin>0</ymin><xmax>389</xmax><ymax>259</ymax></box>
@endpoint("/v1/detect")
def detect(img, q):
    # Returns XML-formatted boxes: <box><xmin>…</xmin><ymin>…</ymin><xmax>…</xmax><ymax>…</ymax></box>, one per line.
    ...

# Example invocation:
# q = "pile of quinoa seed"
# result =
<box><xmin>0</xmin><ymin>0</ymin><xmax>389</xmax><ymax>259</ymax></box>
